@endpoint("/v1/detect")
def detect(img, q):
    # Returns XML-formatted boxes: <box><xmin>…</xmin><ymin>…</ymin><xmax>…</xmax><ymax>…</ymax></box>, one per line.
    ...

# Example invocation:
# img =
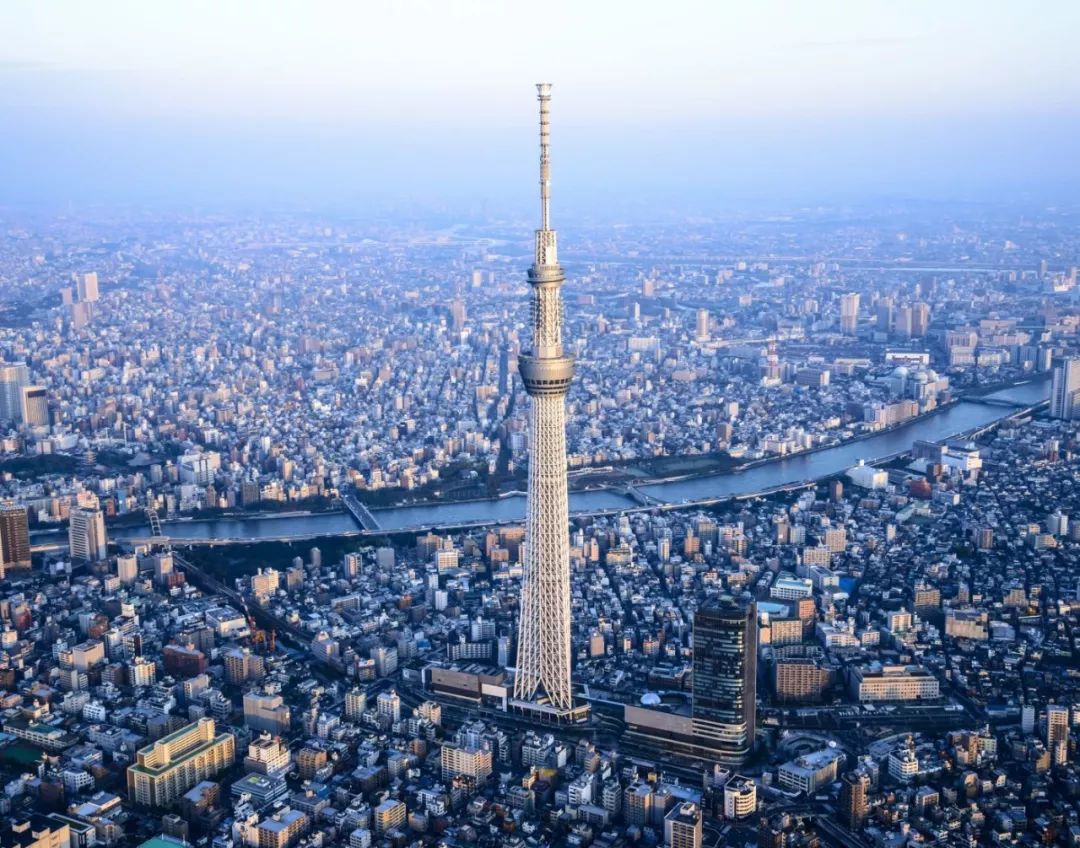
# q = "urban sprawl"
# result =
<box><xmin>0</xmin><ymin>194</ymin><xmax>1078</xmax><ymax>848</ymax></box>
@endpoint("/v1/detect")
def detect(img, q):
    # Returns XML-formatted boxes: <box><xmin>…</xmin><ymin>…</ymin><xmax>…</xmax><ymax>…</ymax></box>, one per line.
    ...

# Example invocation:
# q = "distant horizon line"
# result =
<box><xmin>1</xmin><ymin>191</ymin><xmax>1078</xmax><ymax>225</ymax></box>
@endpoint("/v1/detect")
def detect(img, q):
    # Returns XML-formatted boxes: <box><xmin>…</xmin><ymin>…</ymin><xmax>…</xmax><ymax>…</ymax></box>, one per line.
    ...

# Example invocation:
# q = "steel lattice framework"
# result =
<box><xmin>513</xmin><ymin>83</ymin><xmax>575</xmax><ymax>714</ymax></box>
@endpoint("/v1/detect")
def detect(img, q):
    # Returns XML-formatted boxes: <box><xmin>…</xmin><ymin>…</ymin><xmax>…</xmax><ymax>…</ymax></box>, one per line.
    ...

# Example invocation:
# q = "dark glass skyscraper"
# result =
<box><xmin>692</xmin><ymin>599</ymin><xmax>757</xmax><ymax>765</ymax></box>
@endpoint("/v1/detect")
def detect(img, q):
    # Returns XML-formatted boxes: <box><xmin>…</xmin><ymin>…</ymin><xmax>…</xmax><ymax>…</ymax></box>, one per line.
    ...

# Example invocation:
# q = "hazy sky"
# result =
<box><xmin>2</xmin><ymin>0</ymin><xmax>1079</xmax><ymax>214</ymax></box>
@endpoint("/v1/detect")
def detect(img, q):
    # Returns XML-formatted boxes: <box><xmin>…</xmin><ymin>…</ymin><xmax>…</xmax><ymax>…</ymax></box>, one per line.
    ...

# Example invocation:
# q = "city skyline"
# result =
<box><xmin>1</xmin><ymin>7</ymin><xmax>1080</xmax><ymax>848</ymax></box>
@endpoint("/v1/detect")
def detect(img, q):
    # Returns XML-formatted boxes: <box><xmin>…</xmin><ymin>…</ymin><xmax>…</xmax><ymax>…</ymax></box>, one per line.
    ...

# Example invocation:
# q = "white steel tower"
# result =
<box><xmin>513</xmin><ymin>83</ymin><xmax>579</xmax><ymax>718</ymax></box>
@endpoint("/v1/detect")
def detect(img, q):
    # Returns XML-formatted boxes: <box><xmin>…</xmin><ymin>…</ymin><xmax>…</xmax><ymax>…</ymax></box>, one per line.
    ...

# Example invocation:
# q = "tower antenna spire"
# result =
<box><xmin>534</xmin><ymin>83</ymin><xmax>556</xmax><ymax>267</ymax></box>
<box><xmin>537</xmin><ymin>82</ymin><xmax>552</xmax><ymax>231</ymax></box>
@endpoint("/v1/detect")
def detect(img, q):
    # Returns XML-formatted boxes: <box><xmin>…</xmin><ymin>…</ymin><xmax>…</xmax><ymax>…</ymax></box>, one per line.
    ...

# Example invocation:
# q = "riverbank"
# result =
<box><xmin>633</xmin><ymin>399</ymin><xmax>964</xmax><ymax>489</ymax></box>
<box><xmin>362</xmin><ymin>377</ymin><xmax>1053</xmax><ymax>510</ymax></box>
<box><xmin>106</xmin><ymin>379</ymin><xmax>1052</xmax><ymax>537</ymax></box>
<box><xmin>109</xmin><ymin>385</ymin><xmax>1047</xmax><ymax>545</ymax></box>
<box><xmin>159</xmin><ymin>507</ymin><xmax>334</xmax><ymax>525</ymax></box>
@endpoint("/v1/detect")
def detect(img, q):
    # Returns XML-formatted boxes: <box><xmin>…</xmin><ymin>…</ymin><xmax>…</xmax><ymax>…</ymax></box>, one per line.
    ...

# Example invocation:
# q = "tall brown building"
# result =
<box><xmin>840</xmin><ymin>770</ymin><xmax>870</xmax><ymax>829</ymax></box>
<box><xmin>241</xmin><ymin>481</ymin><xmax>261</xmax><ymax>508</ymax></box>
<box><xmin>163</xmin><ymin>643</ymin><xmax>208</xmax><ymax>678</ymax></box>
<box><xmin>0</xmin><ymin>506</ymin><xmax>31</xmax><ymax>572</ymax></box>
<box><xmin>795</xmin><ymin>596</ymin><xmax>817</xmax><ymax>634</ymax></box>
<box><xmin>911</xmin><ymin>302</ymin><xmax>930</xmax><ymax>337</ymax></box>
<box><xmin>774</xmin><ymin>657</ymin><xmax>834</xmax><ymax>703</ymax></box>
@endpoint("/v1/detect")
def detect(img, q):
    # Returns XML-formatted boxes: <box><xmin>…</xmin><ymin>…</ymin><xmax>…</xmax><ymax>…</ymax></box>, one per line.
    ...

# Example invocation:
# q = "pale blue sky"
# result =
<box><xmin>2</xmin><ymin>0</ymin><xmax>1078</xmax><ymax>212</ymax></box>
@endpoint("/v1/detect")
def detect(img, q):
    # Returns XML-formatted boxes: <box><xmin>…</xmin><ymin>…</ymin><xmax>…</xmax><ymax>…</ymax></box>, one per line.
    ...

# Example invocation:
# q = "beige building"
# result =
<box><xmin>1047</xmin><ymin>704</ymin><xmax>1070</xmax><ymax>766</ymax></box>
<box><xmin>254</xmin><ymin>808</ymin><xmax>307</xmax><ymax>848</ymax></box>
<box><xmin>823</xmin><ymin>527</ymin><xmax>847</xmax><ymax>553</ymax></box>
<box><xmin>912</xmin><ymin>584</ymin><xmax>941</xmax><ymax>611</ymax></box>
<box><xmin>778</xmin><ymin>748</ymin><xmax>842</xmax><ymax>795</ymax></box>
<box><xmin>250</xmin><ymin>568</ymin><xmax>280</xmax><ymax>601</ymax></box>
<box><xmin>243</xmin><ymin>692</ymin><xmax>291</xmax><ymax>735</ymax></box>
<box><xmin>344</xmin><ymin>688</ymin><xmax>367</xmax><ymax>721</ymax></box>
<box><xmin>296</xmin><ymin>746</ymin><xmax>327</xmax><ymax>780</ymax></box>
<box><xmin>60</xmin><ymin>640</ymin><xmax>105</xmax><ymax>673</ymax></box>
<box><xmin>225</xmin><ymin>648</ymin><xmax>265</xmax><ymax>685</ymax></box>
<box><xmin>440</xmin><ymin>743</ymin><xmax>492</xmax><ymax>782</ymax></box>
<box><xmin>376</xmin><ymin>690</ymin><xmax>400</xmax><ymax>724</ymax></box>
<box><xmin>373</xmin><ymin>799</ymin><xmax>405</xmax><ymax>835</ymax></box>
<box><xmin>664</xmin><ymin>802</ymin><xmax>703</xmax><ymax>848</ymax></box>
<box><xmin>244</xmin><ymin>734</ymin><xmax>291</xmax><ymax>777</ymax></box>
<box><xmin>774</xmin><ymin>658</ymin><xmax>834</xmax><ymax>703</ymax></box>
<box><xmin>849</xmin><ymin>664</ymin><xmax>940</xmax><ymax>702</ymax></box>
<box><xmin>126</xmin><ymin>718</ymin><xmax>235</xmax><ymax>807</ymax></box>
<box><xmin>945</xmin><ymin>608</ymin><xmax>989</xmax><ymax>641</ymax></box>
<box><xmin>769</xmin><ymin>617</ymin><xmax>804</xmax><ymax>647</ymax></box>
<box><xmin>2</xmin><ymin>817</ymin><xmax>70</xmax><ymax>848</ymax></box>
<box><xmin>130</xmin><ymin>656</ymin><xmax>157</xmax><ymax>687</ymax></box>
<box><xmin>622</xmin><ymin>780</ymin><xmax>652</xmax><ymax>826</ymax></box>
<box><xmin>723</xmin><ymin>776</ymin><xmax>757</xmax><ymax>820</ymax></box>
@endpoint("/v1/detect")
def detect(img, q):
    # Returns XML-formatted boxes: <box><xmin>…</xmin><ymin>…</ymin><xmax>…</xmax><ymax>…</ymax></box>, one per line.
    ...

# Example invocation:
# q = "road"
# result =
<box><xmin>341</xmin><ymin>493</ymin><xmax>381</xmax><ymax>531</ymax></box>
<box><xmin>172</xmin><ymin>551</ymin><xmax>348</xmax><ymax>679</ymax></box>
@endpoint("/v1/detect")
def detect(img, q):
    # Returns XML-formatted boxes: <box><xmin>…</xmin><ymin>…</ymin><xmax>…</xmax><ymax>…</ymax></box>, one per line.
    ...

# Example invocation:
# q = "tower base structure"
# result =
<box><xmin>509</xmin><ymin>696</ymin><xmax>591</xmax><ymax>726</ymax></box>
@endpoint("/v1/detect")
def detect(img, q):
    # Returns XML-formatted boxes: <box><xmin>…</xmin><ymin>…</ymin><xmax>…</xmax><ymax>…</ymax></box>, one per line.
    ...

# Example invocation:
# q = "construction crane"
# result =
<box><xmin>250</xmin><ymin>626</ymin><xmax>277</xmax><ymax>654</ymax></box>
<box><xmin>235</xmin><ymin>593</ymin><xmax>277</xmax><ymax>655</ymax></box>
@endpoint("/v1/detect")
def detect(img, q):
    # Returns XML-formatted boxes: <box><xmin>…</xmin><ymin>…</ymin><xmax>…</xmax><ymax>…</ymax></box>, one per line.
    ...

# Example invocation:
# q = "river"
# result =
<box><xmin>112</xmin><ymin>381</ymin><xmax>1048</xmax><ymax>543</ymax></box>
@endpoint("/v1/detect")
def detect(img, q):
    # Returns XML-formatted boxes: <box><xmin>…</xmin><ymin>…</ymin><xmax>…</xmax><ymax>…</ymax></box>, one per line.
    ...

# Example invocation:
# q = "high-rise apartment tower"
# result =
<box><xmin>0</xmin><ymin>506</ymin><xmax>31</xmax><ymax>572</ymax></box>
<box><xmin>0</xmin><ymin>364</ymin><xmax>29</xmax><ymax>425</ymax></box>
<box><xmin>78</xmin><ymin>272</ymin><xmax>99</xmax><ymax>302</ymax></box>
<box><xmin>1051</xmin><ymin>357</ymin><xmax>1080</xmax><ymax>420</ymax></box>
<box><xmin>692</xmin><ymin>600</ymin><xmax>757</xmax><ymax>765</ymax></box>
<box><xmin>21</xmin><ymin>387</ymin><xmax>48</xmax><ymax>428</ymax></box>
<box><xmin>840</xmin><ymin>770</ymin><xmax>869</xmax><ymax>829</ymax></box>
<box><xmin>840</xmin><ymin>293</ymin><xmax>860</xmax><ymax>335</ymax></box>
<box><xmin>68</xmin><ymin>506</ymin><xmax>108</xmax><ymax>562</ymax></box>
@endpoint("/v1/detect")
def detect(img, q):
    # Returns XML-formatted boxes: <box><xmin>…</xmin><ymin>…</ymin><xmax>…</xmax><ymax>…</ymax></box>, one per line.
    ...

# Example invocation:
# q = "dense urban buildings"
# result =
<box><xmin>0</xmin><ymin>188</ymin><xmax>1076</xmax><ymax>844</ymax></box>
<box><xmin>0</xmin><ymin>41</ymin><xmax>1076</xmax><ymax>847</ymax></box>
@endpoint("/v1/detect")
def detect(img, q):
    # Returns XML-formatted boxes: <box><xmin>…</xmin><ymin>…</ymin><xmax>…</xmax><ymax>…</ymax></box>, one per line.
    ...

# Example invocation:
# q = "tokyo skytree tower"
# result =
<box><xmin>513</xmin><ymin>83</ymin><xmax>576</xmax><ymax>715</ymax></box>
